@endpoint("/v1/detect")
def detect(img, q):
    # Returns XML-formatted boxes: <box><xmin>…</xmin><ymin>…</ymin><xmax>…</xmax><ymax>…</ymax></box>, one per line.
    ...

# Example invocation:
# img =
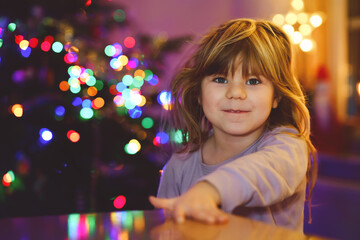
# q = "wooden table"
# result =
<box><xmin>0</xmin><ymin>210</ymin><xmax>327</xmax><ymax>239</ymax></box>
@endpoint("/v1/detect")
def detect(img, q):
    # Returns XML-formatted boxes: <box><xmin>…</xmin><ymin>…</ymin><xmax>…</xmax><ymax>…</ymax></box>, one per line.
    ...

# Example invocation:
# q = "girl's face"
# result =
<box><xmin>200</xmin><ymin>61</ymin><xmax>279</xmax><ymax>141</ymax></box>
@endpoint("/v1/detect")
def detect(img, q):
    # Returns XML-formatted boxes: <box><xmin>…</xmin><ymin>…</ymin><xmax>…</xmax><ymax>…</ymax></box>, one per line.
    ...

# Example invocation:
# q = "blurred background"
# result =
<box><xmin>0</xmin><ymin>0</ymin><xmax>359</xmax><ymax>239</ymax></box>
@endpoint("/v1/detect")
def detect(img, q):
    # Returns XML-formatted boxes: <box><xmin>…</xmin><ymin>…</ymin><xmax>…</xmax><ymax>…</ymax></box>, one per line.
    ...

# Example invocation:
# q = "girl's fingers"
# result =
<box><xmin>149</xmin><ymin>196</ymin><xmax>174</xmax><ymax>210</ymax></box>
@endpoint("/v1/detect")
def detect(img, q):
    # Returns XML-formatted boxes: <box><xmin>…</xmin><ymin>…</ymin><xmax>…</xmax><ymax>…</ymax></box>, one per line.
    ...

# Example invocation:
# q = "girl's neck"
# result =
<box><xmin>202</xmin><ymin>128</ymin><xmax>265</xmax><ymax>165</ymax></box>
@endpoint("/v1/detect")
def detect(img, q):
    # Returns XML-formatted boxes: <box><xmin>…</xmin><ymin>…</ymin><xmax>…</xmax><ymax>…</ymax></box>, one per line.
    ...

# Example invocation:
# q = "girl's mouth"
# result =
<box><xmin>224</xmin><ymin>109</ymin><xmax>249</xmax><ymax>113</ymax></box>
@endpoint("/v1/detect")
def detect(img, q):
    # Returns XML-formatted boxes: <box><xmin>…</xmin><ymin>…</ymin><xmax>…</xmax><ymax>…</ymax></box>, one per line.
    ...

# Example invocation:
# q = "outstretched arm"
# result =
<box><xmin>149</xmin><ymin>181</ymin><xmax>228</xmax><ymax>224</ymax></box>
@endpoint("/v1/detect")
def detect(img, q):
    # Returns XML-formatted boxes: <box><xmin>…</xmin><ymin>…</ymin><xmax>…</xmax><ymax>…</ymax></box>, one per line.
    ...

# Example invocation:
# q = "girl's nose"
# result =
<box><xmin>226</xmin><ymin>83</ymin><xmax>247</xmax><ymax>99</ymax></box>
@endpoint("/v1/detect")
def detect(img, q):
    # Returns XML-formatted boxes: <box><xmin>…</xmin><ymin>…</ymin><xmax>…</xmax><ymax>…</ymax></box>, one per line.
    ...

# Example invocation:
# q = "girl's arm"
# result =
<box><xmin>202</xmin><ymin>128</ymin><xmax>308</xmax><ymax>212</ymax></box>
<box><xmin>150</xmin><ymin>128</ymin><xmax>308</xmax><ymax>223</ymax></box>
<box><xmin>149</xmin><ymin>181</ymin><xmax>228</xmax><ymax>224</ymax></box>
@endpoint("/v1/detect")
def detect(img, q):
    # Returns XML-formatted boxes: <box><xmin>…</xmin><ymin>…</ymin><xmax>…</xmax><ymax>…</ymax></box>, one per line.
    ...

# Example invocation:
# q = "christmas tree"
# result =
<box><xmin>0</xmin><ymin>0</ymin><xmax>190</xmax><ymax>217</ymax></box>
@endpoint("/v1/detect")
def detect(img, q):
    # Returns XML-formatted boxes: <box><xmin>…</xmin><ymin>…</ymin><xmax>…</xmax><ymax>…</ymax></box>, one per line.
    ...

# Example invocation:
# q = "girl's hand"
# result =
<box><xmin>149</xmin><ymin>181</ymin><xmax>229</xmax><ymax>224</ymax></box>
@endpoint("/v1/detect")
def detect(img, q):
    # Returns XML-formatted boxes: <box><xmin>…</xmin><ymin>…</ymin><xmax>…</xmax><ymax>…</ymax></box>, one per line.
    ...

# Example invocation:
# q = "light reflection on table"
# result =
<box><xmin>0</xmin><ymin>210</ymin><xmax>327</xmax><ymax>239</ymax></box>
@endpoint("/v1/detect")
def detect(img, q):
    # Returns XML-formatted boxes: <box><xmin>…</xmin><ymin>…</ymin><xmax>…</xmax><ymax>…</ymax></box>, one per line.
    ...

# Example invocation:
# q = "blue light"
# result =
<box><xmin>116</xmin><ymin>82</ymin><xmax>126</xmax><ymax>92</ymax></box>
<box><xmin>39</xmin><ymin>128</ymin><xmax>53</xmax><ymax>142</ymax></box>
<box><xmin>156</xmin><ymin>132</ymin><xmax>169</xmax><ymax>144</ymax></box>
<box><xmin>55</xmin><ymin>105</ymin><xmax>65</xmax><ymax>117</ymax></box>
<box><xmin>82</xmin><ymin>99</ymin><xmax>92</xmax><ymax>108</ymax></box>
<box><xmin>21</xmin><ymin>47</ymin><xmax>31</xmax><ymax>58</ymax></box>
<box><xmin>72</xmin><ymin>97</ymin><xmax>82</xmax><ymax>107</ymax></box>
<box><xmin>148</xmin><ymin>74</ymin><xmax>159</xmax><ymax>86</ymax></box>
<box><xmin>157</xmin><ymin>91</ymin><xmax>172</xmax><ymax>105</ymax></box>
<box><xmin>128</xmin><ymin>106</ymin><xmax>142</xmax><ymax>119</ymax></box>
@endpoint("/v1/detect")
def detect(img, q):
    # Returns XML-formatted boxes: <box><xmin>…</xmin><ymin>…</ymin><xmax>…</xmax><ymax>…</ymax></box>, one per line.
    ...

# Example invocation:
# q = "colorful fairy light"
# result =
<box><xmin>67</xmin><ymin>130</ymin><xmax>80</xmax><ymax>143</ymax></box>
<box><xmin>39</xmin><ymin>128</ymin><xmax>53</xmax><ymax>143</ymax></box>
<box><xmin>55</xmin><ymin>105</ymin><xmax>66</xmax><ymax>117</ymax></box>
<box><xmin>124</xmin><ymin>37</ymin><xmax>135</xmax><ymax>48</ymax></box>
<box><xmin>2</xmin><ymin>171</ymin><xmax>15</xmax><ymax>187</ymax></box>
<box><xmin>113</xmin><ymin>9</ymin><xmax>126</xmax><ymax>23</ymax></box>
<box><xmin>11</xmin><ymin>104</ymin><xmax>23</xmax><ymax>117</ymax></box>
<box><xmin>141</xmin><ymin>117</ymin><xmax>154</xmax><ymax>129</ymax></box>
<box><xmin>124</xmin><ymin>139</ymin><xmax>141</xmax><ymax>154</ymax></box>
<box><xmin>113</xmin><ymin>195</ymin><xmax>126</xmax><ymax>209</ymax></box>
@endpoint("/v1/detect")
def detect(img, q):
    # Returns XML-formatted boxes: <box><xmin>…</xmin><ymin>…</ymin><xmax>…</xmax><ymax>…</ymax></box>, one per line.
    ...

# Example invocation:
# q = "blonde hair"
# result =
<box><xmin>169</xmin><ymin>18</ymin><xmax>317</xmax><ymax>222</ymax></box>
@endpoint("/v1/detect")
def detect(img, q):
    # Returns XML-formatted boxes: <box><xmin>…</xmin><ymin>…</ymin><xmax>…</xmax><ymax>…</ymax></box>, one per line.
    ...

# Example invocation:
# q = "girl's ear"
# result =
<box><xmin>272</xmin><ymin>96</ymin><xmax>281</xmax><ymax>108</ymax></box>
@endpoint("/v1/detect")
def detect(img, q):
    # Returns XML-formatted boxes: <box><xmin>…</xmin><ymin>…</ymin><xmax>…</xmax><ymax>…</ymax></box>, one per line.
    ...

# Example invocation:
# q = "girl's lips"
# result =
<box><xmin>223</xmin><ymin>109</ymin><xmax>249</xmax><ymax>113</ymax></box>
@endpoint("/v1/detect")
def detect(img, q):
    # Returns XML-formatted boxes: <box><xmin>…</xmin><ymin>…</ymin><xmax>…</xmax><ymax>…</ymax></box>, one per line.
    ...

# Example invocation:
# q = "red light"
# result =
<box><xmin>67</xmin><ymin>130</ymin><xmax>80</xmax><ymax>143</ymax></box>
<box><xmin>124</xmin><ymin>37</ymin><xmax>135</xmax><ymax>48</ymax></box>
<box><xmin>15</xmin><ymin>35</ymin><xmax>24</xmax><ymax>44</ymax></box>
<box><xmin>41</xmin><ymin>41</ymin><xmax>51</xmax><ymax>52</ymax></box>
<box><xmin>113</xmin><ymin>195</ymin><xmax>126</xmax><ymax>209</ymax></box>
<box><xmin>44</xmin><ymin>35</ymin><xmax>54</xmax><ymax>44</ymax></box>
<box><xmin>64</xmin><ymin>52</ymin><xmax>78</xmax><ymax>64</ymax></box>
<box><xmin>153</xmin><ymin>137</ymin><xmax>161</xmax><ymax>146</ymax></box>
<box><xmin>85</xmin><ymin>0</ymin><xmax>92</xmax><ymax>7</ymax></box>
<box><xmin>29</xmin><ymin>38</ymin><xmax>39</xmax><ymax>48</ymax></box>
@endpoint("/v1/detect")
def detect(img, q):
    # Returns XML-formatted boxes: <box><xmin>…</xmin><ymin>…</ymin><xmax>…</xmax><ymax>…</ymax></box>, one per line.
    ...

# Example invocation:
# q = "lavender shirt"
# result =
<box><xmin>157</xmin><ymin>126</ymin><xmax>308</xmax><ymax>232</ymax></box>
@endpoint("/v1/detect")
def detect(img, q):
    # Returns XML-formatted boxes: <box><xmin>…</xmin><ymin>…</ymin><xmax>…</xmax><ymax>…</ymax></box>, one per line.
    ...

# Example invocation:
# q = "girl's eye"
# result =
<box><xmin>246</xmin><ymin>78</ymin><xmax>261</xmax><ymax>85</ymax></box>
<box><xmin>213</xmin><ymin>77</ymin><xmax>228</xmax><ymax>84</ymax></box>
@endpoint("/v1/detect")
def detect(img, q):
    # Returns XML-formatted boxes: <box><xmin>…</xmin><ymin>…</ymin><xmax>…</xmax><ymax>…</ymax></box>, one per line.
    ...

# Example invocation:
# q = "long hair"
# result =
<box><xmin>169</xmin><ymin>18</ymin><xmax>317</xmax><ymax>222</ymax></box>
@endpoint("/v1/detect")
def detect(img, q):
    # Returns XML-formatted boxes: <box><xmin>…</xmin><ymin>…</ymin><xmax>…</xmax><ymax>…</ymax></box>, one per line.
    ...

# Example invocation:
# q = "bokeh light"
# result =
<box><xmin>67</xmin><ymin>130</ymin><xmax>80</xmax><ymax>143</ymax></box>
<box><xmin>113</xmin><ymin>9</ymin><xmax>126</xmax><ymax>22</ymax></box>
<box><xmin>113</xmin><ymin>195</ymin><xmax>126</xmax><ymax>209</ymax></box>
<box><xmin>39</xmin><ymin>128</ymin><xmax>53</xmax><ymax>142</ymax></box>
<box><xmin>11</xmin><ymin>104</ymin><xmax>23</xmax><ymax>117</ymax></box>
<box><xmin>141</xmin><ymin>117</ymin><xmax>154</xmax><ymax>129</ymax></box>
<box><xmin>124</xmin><ymin>139</ymin><xmax>141</xmax><ymax>154</ymax></box>
<box><xmin>55</xmin><ymin>105</ymin><xmax>66</xmax><ymax>117</ymax></box>
<box><xmin>80</xmin><ymin>107</ymin><xmax>94</xmax><ymax>119</ymax></box>
<box><xmin>52</xmin><ymin>41</ymin><xmax>63</xmax><ymax>53</ymax></box>
<box><xmin>124</xmin><ymin>37</ymin><xmax>135</xmax><ymax>48</ymax></box>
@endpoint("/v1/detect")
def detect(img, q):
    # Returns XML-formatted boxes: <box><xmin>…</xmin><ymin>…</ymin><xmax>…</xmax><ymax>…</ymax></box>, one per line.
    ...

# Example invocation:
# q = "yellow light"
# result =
<box><xmin>119</xmin><ymin>55</ymin><xmax>128</xmax><ymax>66</ymax></box>
<box><xmin>285</xmin><ymin>12</ymin><xmax>297</xmax><ymax>25</ymax></box>
<box><xmin>292</xmin><ymin>31</ymin><xmax>303</xmax><ymax>44</ymax></box>
<box><xmin>69</xmin><ymin>78</ymin><xmax>80</xmax><ymax>88</ymax></box>
<box><xmin>299</xmin><ymin>24</ymin><xmax>312</xmax><ymax>36</ymax></box>
<box><xmin>297</xmin><ymin>12</ymin><xmax>309</xmax><ymax>24</ymax></box>
<box><xmin>357</xmin><ymin>82</ymin><xmax>360</xmax><ymax>96</ymax></box>
<box><xmin>12</xmin><ymin>104</ymin><xmax>23</xmax><ymax>117</ymax></box>
<box><xmin>300</xmin><ymin>39</ymin><xmax>313</xmax><ymax>52</ymax></box>
<box><xmin>137</xmin><ymin>95</ymin><xmax>146</xmax><ymax>107</ymax></box>
<box><xmin>310</xmin><ymin>14</ymin><xmax>323</xmax><ymax>28</ymax></box>
<box><xmin>291</xmin><ymin>0</ymin><xmax>304</xmax><ymax>11</ymax></box>
<box><xmin>272</xmin><ymin>14</ymin><xmax>285</xmax><ymax>26</ymax></box>
<box><xmin>283</xmin><ymin>24</ymin><xmax>295</xmax><ymax>35</ymax></box>
<box><xmin>19</xmin><ymin>40</ymin><xmax>29</xmax><ymax>50</ymax></box>
<box><xmin>134</xmin><ymin>69</ymin><xmax>145</xmax><ymax>79</ymax></box>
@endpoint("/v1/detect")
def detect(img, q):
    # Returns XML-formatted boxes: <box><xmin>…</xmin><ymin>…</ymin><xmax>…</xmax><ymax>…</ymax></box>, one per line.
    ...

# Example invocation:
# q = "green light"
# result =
<box><xmin>8</xmin><ymin>23</ymin><xmax>16</xmax><ymax>32</ymax></box>
<box><xmin>124</xmin><ymin>100</ymin><xmax>135</xmax><ymax>110</ymax></box>
<box><xmin>80</xmin><ymin>108</ymin><xmax>94</xmax><ymax>119</ymax></box>
<box><xmin>144</xmin><ymin>70</ymin><xmax>153</xmax><ymax>81</ymax></box>
<box><xmin>122</xmin><ymin>75</ymin><xmax>133</xmax><ymax>86</ymax></box>
<box><xmin>133</xmin><ymin>76</ymin><xmax>144</xmax><ymax>88</ymax></box>
<box><xmin>52</xmin><ymin>41</ymin><xmax>63</xmax><ymax>53</ymax></box>
<box><xmin>104</xmin><ymin>45</ymin><xmax>116</xmax><ymax>57</ymax></box>
<box><xmin>86</xmin><ymin>76</ymin><xmax>96</xmax><ymax>86</ymax></box>
<box><xmin>0</xmin><ymin>39</ymin><xmax>3</xmax><ymax>48</ymax></box>
<box><xmin>113</xmin><ymin>9</ymin><xmax>126</xmax><ymax>22</ymax></box>
<box><xmin>116</xmin><ymin>106</ymin><xmax>127</xmax><ymax>115</ymax></box>
<box><xmin>7</xmin><ymin>171</ymin><xmax>15</xmax><ymax>182</ymax></box>
<box><xmin>70</xmin><ymin>85</ymin><xmax>81</xmax><ymax>94</ymax></box>
<box><xmin>141</xmin><ymin>117</ymin><xmax>154</xmax><ymax>129</ymax></box>
<box><xmin>87</xmin><ymin>214</ymin><xmax>96</xmax><ymax>237</ymax></box>
<box><xmin>173</xmin><ymin>130</ymin><xmax>183</xmax><ymax>144</ymax></box>
<box><xmin>86</xmin><ymin>68</ymin><xmax>94</xmax><ymax>76</ymax></box>
<box><xmin>94</xmin><ymin>80</ymin><xmax>104</xmax><ymax>91</ymax></box>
